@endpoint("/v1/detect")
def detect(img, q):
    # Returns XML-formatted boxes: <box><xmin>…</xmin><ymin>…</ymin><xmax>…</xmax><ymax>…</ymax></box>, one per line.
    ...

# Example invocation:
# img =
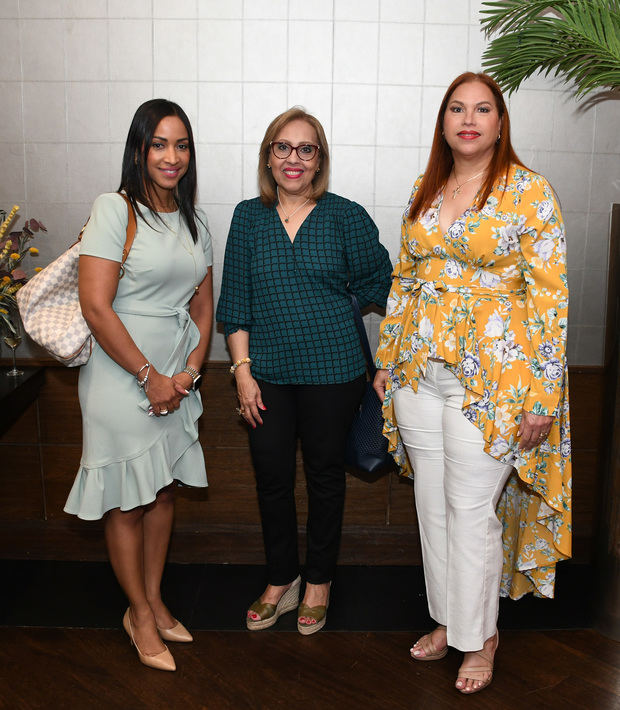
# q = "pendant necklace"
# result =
<box><xmin>451</xmin><ymin>169</ymin><xmax>485</xmax><ymax>199</ymax></box>
<box><xmin>277</xmin><ymin>187</ymin><xmax>310</xmax><ymax>223</ymax></box>
<box><xmin>170</xmin><ymin>212</ymin><xmax>200</xmax><ymax>295</ymax></box>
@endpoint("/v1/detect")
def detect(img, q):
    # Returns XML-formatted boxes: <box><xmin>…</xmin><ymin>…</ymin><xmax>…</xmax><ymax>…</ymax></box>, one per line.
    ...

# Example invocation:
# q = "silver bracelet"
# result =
<box><xmin>136</xmin><ymin>362</ymin><xmax>150</xmax><ymax>390</ymax></box>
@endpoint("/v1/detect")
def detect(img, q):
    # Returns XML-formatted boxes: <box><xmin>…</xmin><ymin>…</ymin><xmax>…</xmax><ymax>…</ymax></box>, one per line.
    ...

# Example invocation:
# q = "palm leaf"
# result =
<box><xmin>481</xmin><ymin>0</ymin><xmax>620</xmax><ymax>96</ymax></box>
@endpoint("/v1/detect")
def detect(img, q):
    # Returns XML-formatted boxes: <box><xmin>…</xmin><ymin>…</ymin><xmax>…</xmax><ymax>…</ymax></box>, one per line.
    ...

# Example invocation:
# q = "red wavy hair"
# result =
<box><xmin>408</xmin><ymin>72</ymin><xmax>526</xmax><ymax>222</ymax></box>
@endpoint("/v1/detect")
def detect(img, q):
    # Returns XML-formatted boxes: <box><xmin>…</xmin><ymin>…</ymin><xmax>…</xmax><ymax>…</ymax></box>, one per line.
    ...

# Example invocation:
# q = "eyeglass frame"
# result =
<box><xmin>269</xmin><ymin>141</ymin><xmax>321</xmax><ymax>162</ymax></box>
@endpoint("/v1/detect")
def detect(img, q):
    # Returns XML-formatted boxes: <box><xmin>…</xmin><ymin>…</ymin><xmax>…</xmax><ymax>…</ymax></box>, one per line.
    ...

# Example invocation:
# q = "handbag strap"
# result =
<box><xmin>350</xmin><ymin>294</ymin><xmax>377</xmax><ymax>378</ymax></box>
<box><xmin>77</xmin><ymin>192</ymin><xmax>137</xmax><ymax>278</ymax></box>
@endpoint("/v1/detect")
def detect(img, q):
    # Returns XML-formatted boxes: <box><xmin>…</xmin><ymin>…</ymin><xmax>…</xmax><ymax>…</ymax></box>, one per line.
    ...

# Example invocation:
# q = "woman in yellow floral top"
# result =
<box><xmin>374</xmin><ymin>73</ymin><xmax>570</xmax><ymax>695</ymax></box>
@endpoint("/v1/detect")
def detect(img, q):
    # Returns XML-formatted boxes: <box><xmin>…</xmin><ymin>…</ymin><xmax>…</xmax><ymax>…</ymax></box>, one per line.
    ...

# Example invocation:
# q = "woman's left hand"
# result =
<box><xmin>518</xmin><ymin>410</ymin><xmax>554</xmax><ymax>451</ymax></box>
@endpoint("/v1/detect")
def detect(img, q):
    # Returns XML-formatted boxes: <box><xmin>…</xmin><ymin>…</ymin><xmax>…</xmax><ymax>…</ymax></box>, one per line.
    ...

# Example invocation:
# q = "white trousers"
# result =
<box><xmin>393</xmin><ymin>360</ymin><xmax>513</xmax><ymax>651</ymax></box>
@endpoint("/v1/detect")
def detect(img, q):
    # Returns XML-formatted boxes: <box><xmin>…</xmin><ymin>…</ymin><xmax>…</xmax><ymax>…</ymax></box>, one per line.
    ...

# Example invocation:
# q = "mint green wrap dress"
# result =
<box><xmin>64</xmin><ymin>193</ymin><xmax>212</xmax><ymax>520</ymax></box>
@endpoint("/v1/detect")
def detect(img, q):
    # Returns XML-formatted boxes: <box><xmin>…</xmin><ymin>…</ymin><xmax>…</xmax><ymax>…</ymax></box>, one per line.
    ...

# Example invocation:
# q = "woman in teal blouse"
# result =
<box><xmin>217</xmin><ymin>107</ymin><xmax>392</xmax><ymax>634</ymax></box>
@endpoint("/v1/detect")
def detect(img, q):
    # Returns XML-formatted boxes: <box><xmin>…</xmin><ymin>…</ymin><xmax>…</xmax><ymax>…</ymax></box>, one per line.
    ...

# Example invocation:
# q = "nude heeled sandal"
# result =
<box><xmin>122</xmin><ymin>608</ymin><xmax>176</xmax><ymax>672</ymax></box>
<box><xmin>456</xmin><ymin>632</ymin><xmax>498</xmax><ymax>694</ymax></box>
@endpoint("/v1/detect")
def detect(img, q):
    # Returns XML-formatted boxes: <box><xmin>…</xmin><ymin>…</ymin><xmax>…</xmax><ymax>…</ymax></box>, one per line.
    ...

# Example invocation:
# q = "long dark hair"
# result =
<box><xmin>119</xmin><ymin>99</ymin><xmax>203</xmax><ymax>242</ymax></box>
<box><xmin>409</xmin><ymin>72</ymin><xmax>526</xmax><ymax>223</ymax></box>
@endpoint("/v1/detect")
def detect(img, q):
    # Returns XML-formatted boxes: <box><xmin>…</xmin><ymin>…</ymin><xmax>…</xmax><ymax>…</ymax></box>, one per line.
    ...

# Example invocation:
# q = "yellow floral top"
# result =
<box><xmin>376</xmin><ymin>164</ymin><xmax>571</xmax><ymax>600</ymax></box>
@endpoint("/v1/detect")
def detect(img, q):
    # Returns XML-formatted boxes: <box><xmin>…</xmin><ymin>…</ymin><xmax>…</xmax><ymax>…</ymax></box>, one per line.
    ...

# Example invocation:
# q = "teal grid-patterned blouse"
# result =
<box><xmin>216</xmin><ymin>192</ymin><xmax>393</xmax><ymax>385</ymax></box>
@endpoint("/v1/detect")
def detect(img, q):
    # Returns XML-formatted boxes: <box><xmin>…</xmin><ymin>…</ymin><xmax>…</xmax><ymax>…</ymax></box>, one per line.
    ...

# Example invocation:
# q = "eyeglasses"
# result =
<box><xmin>269</xmin><ymin>141</ymin><xmax>320</xmax><ymax>161</ymax></box>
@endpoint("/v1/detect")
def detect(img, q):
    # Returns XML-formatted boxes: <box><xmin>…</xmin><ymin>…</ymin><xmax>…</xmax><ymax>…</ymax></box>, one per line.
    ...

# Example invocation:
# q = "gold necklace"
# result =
<box><xmin>170</xmin><ymin>212</ymin><xmax>200</xmax><ymax>295</ymax></box>
<box><xmin>451</xmin><ymin>169</ymin><xmax>486</xmax><ymax>199</ymax></box>
<box><xmin>277</xmin><ymin>187</ymin><xmax>311</xmax><ymax>223</ymax></box>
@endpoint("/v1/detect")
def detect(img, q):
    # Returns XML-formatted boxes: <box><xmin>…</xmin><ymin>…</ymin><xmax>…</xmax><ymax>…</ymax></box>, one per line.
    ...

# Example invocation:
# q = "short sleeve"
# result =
<box><xmin>79</xmin><ymin>193</ymin><xmax>129</xmax><ymax>262</ymax></box>
<box><xmin>196</xmin><ymin>209</ymin><xmax>213</xmax><ymax>267</ymax></box>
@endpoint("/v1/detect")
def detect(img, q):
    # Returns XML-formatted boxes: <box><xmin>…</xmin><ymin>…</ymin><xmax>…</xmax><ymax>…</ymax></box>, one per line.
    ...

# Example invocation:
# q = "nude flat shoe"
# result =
<box><xmin>410</xmin><ymin>624</ymin><xmax>448</xmax><ymax>661</ymax></box>
<box><xmin>122</xmin><ymin>608</ymin><xmax>176</xmax><ymax>672</ymax></box>
<box><xmin>456</xmin><ymin>632</ymin><xmax>498</xmax><ymax>694</ymax></box>
<box><xmin>246</xmin><ymin>575</ymin><xmax>301</xmax><ymax>630</ymax></box>
<box><xmin>157</xmin><ymin>619</ymin><xmax>193</xmax><ymax>643</ymax></box>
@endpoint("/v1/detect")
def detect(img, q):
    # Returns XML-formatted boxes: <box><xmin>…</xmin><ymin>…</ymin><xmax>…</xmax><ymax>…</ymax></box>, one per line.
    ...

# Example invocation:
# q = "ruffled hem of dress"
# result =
<box><xmin>64</xmin><ymin>429</ymin><xmax>207</xmax><ymax>521</ymax></box>
<box><xmin>381</xmin><ymin>351</ymin><xmax>572</xmax><ymax>600</ymax></box>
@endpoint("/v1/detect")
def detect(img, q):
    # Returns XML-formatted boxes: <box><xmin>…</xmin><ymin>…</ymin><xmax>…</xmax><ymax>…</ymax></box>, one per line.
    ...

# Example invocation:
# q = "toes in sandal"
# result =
<box><xmin>410</xmin><ymin>625</ymin><xmax>448</xmax><ymax>661</ymax></box>
<box><xmin>456</xmin><ymin>634</ymin><xmax>498</xmax><ymax>694</ymax></box>
<box><xmin>246</xmin><ymin>575</ymin><xmax>301</xmax><ymax>631</ymax></box>
<box><xmin>297</xmin><ymin>586</ymin><xmax>331</xmax><ymax>636</ymax></box>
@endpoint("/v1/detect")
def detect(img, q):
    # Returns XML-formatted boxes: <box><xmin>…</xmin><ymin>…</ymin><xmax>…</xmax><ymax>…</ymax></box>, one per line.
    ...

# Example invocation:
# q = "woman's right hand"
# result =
<box><xmin>235</xmin><ymin>368</ymin><xmax>265</xmax><ymax>428</ymax></box>
<box><xmin>373</xmin><ymin>369</ymin><xmax>389</xmax><ymax>402</ymax></box>
<box><xmin>146</xmin><ymin>368</ymin><xmax>184</xmax><ymax>416</ymax></box>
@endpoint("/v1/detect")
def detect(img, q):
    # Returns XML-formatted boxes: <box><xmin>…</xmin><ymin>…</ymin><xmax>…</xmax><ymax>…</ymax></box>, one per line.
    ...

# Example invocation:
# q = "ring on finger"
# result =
<box><xmin>160</xmin><ymin>409</ymin><xmax>169</xmax><ymax>416</ymax></box>
<box><xmin>235</xmin><ymin>407</ymin><xmax>244</xmax><ymax>416</ymax></box>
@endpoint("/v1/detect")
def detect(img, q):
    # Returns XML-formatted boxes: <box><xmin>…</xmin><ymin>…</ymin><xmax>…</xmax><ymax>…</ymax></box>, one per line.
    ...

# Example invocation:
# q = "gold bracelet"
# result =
<box><xmin>230</xmin><ymin>357</ymin><xmax>252</xmax><ymax>374</ymax></box>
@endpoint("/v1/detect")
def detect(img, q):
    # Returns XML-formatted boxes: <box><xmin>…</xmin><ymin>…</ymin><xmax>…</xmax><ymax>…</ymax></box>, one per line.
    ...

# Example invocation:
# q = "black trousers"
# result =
<box><xmin>248</xmin><ymin>375</ymin><xmax>365</xmax><ymax>585</ymax></box>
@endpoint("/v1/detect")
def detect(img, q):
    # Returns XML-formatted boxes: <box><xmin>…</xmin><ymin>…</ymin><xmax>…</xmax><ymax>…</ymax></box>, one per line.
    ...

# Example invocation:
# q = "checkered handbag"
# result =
<box><xmin>16</xmin><ymin>194</ymin><xmax>137</xmax><ymax>366</ymax></box>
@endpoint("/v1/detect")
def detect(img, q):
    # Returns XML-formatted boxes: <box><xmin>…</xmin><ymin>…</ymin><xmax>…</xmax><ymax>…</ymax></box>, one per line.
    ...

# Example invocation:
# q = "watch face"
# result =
<box><xmin>192</xmin><ymin>374</ymin><xmax>203</xmax><ymax>390</ymax></box>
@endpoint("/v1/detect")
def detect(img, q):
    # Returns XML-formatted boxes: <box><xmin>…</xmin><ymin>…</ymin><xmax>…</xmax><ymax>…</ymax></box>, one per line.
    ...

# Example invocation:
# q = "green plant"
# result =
<box><xmin>481</xmin><ymin>0</ymin><xmax>620</xmax><ymax>96</ymax></box>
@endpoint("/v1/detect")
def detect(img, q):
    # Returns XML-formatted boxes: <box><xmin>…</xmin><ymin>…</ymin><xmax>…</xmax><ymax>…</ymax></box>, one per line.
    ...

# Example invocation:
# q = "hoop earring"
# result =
<box><xmin>496</xmin><ymin>133</ymin><xmax>501</xmax><ymax>143</ymax></box>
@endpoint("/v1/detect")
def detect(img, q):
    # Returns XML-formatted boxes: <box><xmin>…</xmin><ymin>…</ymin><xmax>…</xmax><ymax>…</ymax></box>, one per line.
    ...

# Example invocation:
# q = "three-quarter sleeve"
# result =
<box><xmin>520</xmin><ymin>179</ymin><xmax>569</xmax><ymax>417</ymax></box>
<box><xmin>343</xmin><ymin>202</ymin><xmax>393</xmax><ymax>309</ymax></box>
<box><xmin>215</xmin><ymin>201</ymin><xmax>253</xmax><ymax>336</ymax></box>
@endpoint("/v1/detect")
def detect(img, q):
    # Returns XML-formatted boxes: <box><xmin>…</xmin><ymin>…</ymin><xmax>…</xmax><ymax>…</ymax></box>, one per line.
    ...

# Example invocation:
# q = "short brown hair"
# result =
<box><xmin>258</xmin><ymin>107</ymin><xmax>330</xmax><ymax>206</ymax></box>
<box><xmin>409</xmin><ymin>72</ymin><xmax>526</xmax><ymax>222</ymax></box>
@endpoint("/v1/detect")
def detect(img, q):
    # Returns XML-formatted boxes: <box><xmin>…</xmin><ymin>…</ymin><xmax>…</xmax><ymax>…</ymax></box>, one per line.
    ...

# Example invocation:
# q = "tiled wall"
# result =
<box><xmin>1</xmin><ymin>0</ymin><xmax>618</xmax><ymax>364</ymax></box>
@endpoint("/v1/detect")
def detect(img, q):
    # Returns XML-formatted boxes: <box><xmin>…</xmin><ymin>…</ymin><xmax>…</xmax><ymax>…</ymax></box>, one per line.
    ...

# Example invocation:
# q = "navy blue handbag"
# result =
<box><xmin>345</xmin><ymin>295</ymin><xmax>395</xmax><ymax>479</ymax></box>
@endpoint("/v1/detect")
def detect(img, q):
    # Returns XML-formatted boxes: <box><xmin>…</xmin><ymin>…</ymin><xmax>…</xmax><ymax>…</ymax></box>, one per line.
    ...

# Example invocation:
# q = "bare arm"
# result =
<box><xmin>227</xmin><ymin>329</ymin><xmax>264</xmax><ymax>428</ymax></box>
<box><xmin>78</xmin><ymin>254</ymin><xmax>184</xmax><ymax>415</ymax></box>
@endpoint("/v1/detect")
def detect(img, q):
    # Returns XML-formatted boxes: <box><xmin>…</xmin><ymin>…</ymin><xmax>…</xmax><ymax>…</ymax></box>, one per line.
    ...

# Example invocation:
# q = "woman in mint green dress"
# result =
<box><xmin>64</xmin><ymin>99</ymin><xmax>213</xmax><ymax>672</ymax></box>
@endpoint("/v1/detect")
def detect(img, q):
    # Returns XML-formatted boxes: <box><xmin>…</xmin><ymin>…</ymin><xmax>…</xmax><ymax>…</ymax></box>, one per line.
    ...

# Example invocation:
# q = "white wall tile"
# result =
<box><xmin>376</xmin><ymin>85</ymin><xmax>421</xmax><ymax>146</ymax></box>
<box><xmin>243</xmin><ymin>20</ymin><xmax>287</xmax><ymax>82</ymax></box>
<box><xmin>108</xmin><ymin>83</ymin><xmax>155</xmax><ymax>142</ymax></box>
<box><xmin>289</xmin><ymin>0</ymin><xmax>333</xmax><ymax>20</ymax></box>
<box><xmin>20</xmin><ymin>20</ymin><xmax>64</xmax><ymax>81</ymax></box>
<box><xmin>470</xmin><ymin>0</ymin><xmax>486</xmax><ymax>24</ymax></box>
<box><xmin>0</xmin><ymin>82</ymin><xmax>23</xmax><ymax>141</ymax></box>
<box><xmin>468</xmin><ymin>24</ymin><xmax>487</xmax><ymax>70</ymax></box>
<box><xmin>107</xmin><ymin>0</ymin><xmax>152</xmax><ymax>18</ymax></box>
<box><xmin>332</xmin><ymin>84</ymin><xmax>377</xmax><ymax>145</ymax></box>
<box><xmin>333</xmin><ymin>22</ymin><xmax>378</xmax><ymax>84</ymax></box>
<box><xmin>198</xmin><ymin>19</ymin><xmax>242</xmax><ymax>81</ymax></box>
<box><xmin>552</xmin><ymin>93</ymin><xmax>594</xmax><ymax>153</ymax></box>
<box><xmin>66</xmin><ymin>82</ymin><xmax>109</xmax><ymax>142</ymax></box>
<box><xmin>544</xmin><ymin>152</ymin><xmax>592</xmax><ymax>213</ymax></box>
<box><xmin>243</xmin><ymin>0</ymin><xmax>288</xmax><ymax>20</ymax></box>
<box><xmin>67</xmin><ymin>143</ymin><xmax>112</xmax><ymax>202</ymax></box>
<box><xmin>378</xmin><ymin>23</ymin><xmax>423</xmax><ymax>86</ymax></box>
<box><xmin>576</xmin><ymin>325</ymin><xmax>604</xmax><ymax>365</ymax></box>
<box><xmin>153</xmin><ymin>0</ymin><xmax>196</xmax><ymax>17</ymax></box>
<box><xmin>335</xmin><ymin>0</ymin><xmax>379</xmax><ymax>22</ymax></box>
<box><xmin>0</xmin><ymin>0</ymin><xmax>18</xmax><ymax>18</ymax></box>
<box><xmin>510</xmin><ymin>90</ymin><xmax>554</xmax><ymax>154</ymax></box>
<box><xmin>380</xmin><ymin>0</ymin><xmax>425</xmax><ymax>23</ymax></box>
<box><xmin>562</xmin><ymin>211</ymin><xmax>586</xmax><ymax>270</ymax></box>
<box><xmin>198</xmin><ymin>0</ymin><xmax>243</xmax><ymax>19</ymax></box>
<box><xmin>22</xmin><ymin>82</ymin><xmax>66</xmax><ymax>142</ymax></box>
<box><xmin>566</xmin><ymin>268</ymin><xmax>582</xmax><ymax>325</ymax></box>
<box><xmin>585</xmin><ymin>210</ymin><xmax>611</xmax><ymax>272</ymax></box>
<box><xmin>242</xmin><ymin>82</ymin><xmax>288</xmax><ymax>143</ymax></box>
<box><xmin>65</xmin><ymin>20</ymin><xmax>108</xmax><ymax>80</ymax></box>
<box><xmin>201</xmin><ymin>203</ymin><xmax>235</xmax><ymax>265</ymax></box>
<box><xmin>242</xmin><ymin>142</ymin><xmax>261</xmax><ymax>199</ymax></box>
<box><xmin>374</xmin><ymin>205</ymin><xmax>405</xmax><ymax>260</ymax></box>
<box><xmin>153</xmin><ymin>19</ymin><xmax>197</xmax><ymax>81</ymax></box>
<box><xmin>21</xmin><ymin>202</ymin><xmax>73</xmax><ymax>266</ymax></box>
<box><xmin>286</xmin><ymin>84</ymin><xmax>333</xmax><ymax>140</ymax></box>
<box><xmin>109</xmin><ymin>19</ymin><xmax>153</xmax><ymax>81</ymax></box>
<box><xmin>62</xmin><ymin>0</ymin><xmax>107</xmax><ymax>17</ymax></box>
<box><xmin>19</xmin><ymin>0</ymin><xmax>63</xmax><ymax>17</ymax></box>
<box><xmin>423</xmin><ymin>25</ymin><xmax>468</xmax><ymax>86</ymax></box>
<box><xmin>594</xmin><ymin>98</ymin><xmax>620</xmax><ymax>154</ymax></box>
<box><xmin>198</xmin><ymin>83</ymin><xmax>243</xmax><ymax>144</ymax></box>
<box><xmin>288</xmin><ymin>21</ymin><xmax>333</xmax><ymax>83</ymax></box>
<box><xmin>109</xmin><ymin>142</ymin><xmax>125</xmax><ymax>185</ymax></box>
<box><xmin>197</xmin><ymin>144</ymin><xmax>242</xmax><ymax>204</ymax></box>
<box><xmin>0</xmin><ymin>144</ymin><xmax>25</xmax><ymax>204</ymax></box>
<box><xmin>580</xmin><ymin>270</ymin><xmax>607</xmax><ymax>327</ymax></box>
<box><xmin>589</xmin><ymin>154</ymin><xmax>620</xmax><ymax>213</ymax></box>
<box><xmin>425</xmin><ymin>0</ymin><xmax>468</xmax><ymax>24</ymax></box>
<box><xmin>25</xmin><ymin>143</ymin><xmax>68</xmax><ymax>203</ymax></box>
<box><xmin>375</xmin><ymin>146</ymin><xmax>420</xmax><ymax>208</ymax></box>
<box><xmin>330</xmin><ymin>145</ymin><xmax>375</xmax><ymax>205</ymax></box>
<box><xmin>419</xmin><ymin>85</ymin><xmax>446</xmax><ymax>147</ymax></box>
